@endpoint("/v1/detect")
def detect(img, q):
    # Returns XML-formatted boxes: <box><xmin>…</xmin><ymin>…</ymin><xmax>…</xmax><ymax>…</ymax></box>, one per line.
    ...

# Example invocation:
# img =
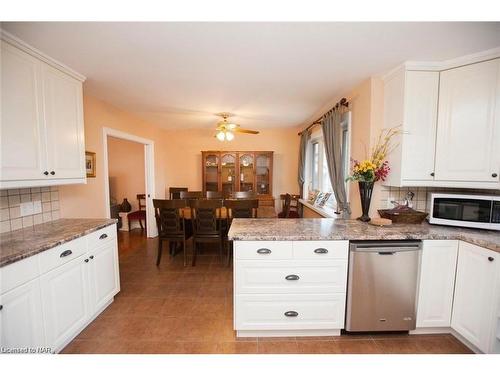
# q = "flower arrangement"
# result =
<box><xmin>346</xmin><ymin>127</ymin><xmax>401</xmax><ymax>183</ymax></box>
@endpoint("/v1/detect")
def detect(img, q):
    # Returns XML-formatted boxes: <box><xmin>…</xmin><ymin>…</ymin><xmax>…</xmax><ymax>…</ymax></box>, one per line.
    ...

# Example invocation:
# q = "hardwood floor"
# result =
<box><xmin>62</xmin><ymin>229</ymin><xmax>472</xmax><ymax>354</ymax></box>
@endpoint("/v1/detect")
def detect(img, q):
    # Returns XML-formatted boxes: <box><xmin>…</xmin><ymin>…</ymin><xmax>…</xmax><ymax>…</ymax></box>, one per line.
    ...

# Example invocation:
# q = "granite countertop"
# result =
<box><xmin>0</xmin><ymin>218</ymin><xmax>118</xmax><ymax>267</ymax></box>
<box><xmin>228</xmin><ymin>218</ymin><xmax>500</xmax><ymax>253</ymax></box>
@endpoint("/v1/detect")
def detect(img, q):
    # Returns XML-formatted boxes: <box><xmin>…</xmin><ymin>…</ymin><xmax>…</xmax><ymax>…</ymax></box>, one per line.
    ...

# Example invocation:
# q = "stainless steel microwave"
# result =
<box><xmin>428</xmin><ymin>193</ymin><xmax>500</xmax><ymax>231</ymax></box>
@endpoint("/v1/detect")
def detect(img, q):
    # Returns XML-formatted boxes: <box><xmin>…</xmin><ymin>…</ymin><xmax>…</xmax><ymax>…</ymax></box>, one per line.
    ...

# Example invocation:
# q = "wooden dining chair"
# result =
<box><xmin>224</xmin><ymin>199</ymin><xmax>259</xmax><ymax>266</ymax></box>
<box><xmin>180</xmin><ymin>191</ymin><xmax>204</xmax><ymax>199</ymax></box>
<box><xmin>189</xmin><ymin>198</ymin><xmax>225</xmax><ymax>266</ymax></box>
<box><xmin>206</xmin><ymin>191</ymin><xmax>223</xmax><ymax>199</ymax></box>
<box><xmin>169</xmin><ymin>187</ymin><xmax>188</xmax><ymax>199</ymax></box>
<box><xmin>279</xmin><ymin>193</ymin><xmax>301</xmax><ymax>218</ymax></box>
<box><xmin>127</xmin><ymin>194</ymin><xmax>147</xmax><ymax>231</ymax></box>
<box><xmin>230</xmin><ymin>191</ymin><xmax>257</xmax><ymax>199</ymax></box>
<box><xmin>153</xmin><ymin>199</ymin><xmax>192</xmax><ymax>267</ymax></box>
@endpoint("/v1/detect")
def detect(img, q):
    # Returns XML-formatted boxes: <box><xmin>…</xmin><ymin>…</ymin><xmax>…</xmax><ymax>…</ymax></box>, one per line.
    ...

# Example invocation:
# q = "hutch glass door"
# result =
<box><xmin>256</xmin><ymin>153</ymin><xmax>271</xmax><ymax>194</ymax></box>
<box><xmin>239</xmin><ymin>153</ymin><xmax>255</xmax><ymax>192</ymax></box>
<box><xmin>203</xmin><ymin>153</ymin><xmax>219</xmax><ymax>192</ymax></box>
<box><xmin>221</xmin><ymin>153</ymin><xmax>236</xmax><ymax>196</ymax></box>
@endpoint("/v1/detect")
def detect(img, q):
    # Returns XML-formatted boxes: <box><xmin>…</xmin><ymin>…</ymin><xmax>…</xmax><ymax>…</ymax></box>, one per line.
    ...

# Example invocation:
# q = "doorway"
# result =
<box><xmin>102</xmin><ymin>127</ymin><xmax>158</xmax><ymax>238</ymax></box>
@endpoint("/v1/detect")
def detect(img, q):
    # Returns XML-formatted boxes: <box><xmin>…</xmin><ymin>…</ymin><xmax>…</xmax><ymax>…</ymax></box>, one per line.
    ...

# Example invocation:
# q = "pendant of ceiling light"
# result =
<box><xmin>215</xmin><ymin>113</ymin><xmax>259</xmax><ymax>141</ymax></box>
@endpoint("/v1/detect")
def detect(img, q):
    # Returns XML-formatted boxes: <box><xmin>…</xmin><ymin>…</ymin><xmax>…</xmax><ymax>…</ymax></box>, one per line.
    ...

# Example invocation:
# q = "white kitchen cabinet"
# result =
<box><xmin>383</xmin><ymin>69</ymin><xmax>440</xmax><ymax>186</ymax></box>
<box><xmin>451</xmin><ymin>241</ymin><xmax>500</xmax><ymax>353</ymax></box>
<box><xmin>0</xmin><ymin>278</ymin><xmax>45</xmax><ymax>351</ymax></box>
<box><xmin>0</xmin><ymin>32</ymin><xmax>86</xmax><ymax>188</ymax></box>
<box><xmin>435</xmin><ymin>59</ymin><xmax>500</xmax><ymax>184</ymax></box>
<box><xmin>40</xmin><ymin>255</ymin><xmax>90</xmax><ymax>352</ymax></box>
<box><xmin>87</xmin><ymin>240</ymin><xmax>120</xmax><ymax>315</ymax></box>
<box><xmin>416</xmin><ymin>240</ymin><xmax>458</xmax><ymax>328</ymax></box>
<box><xmin>0</xmin><ymin>40</ymin><xmax>46</xmax><ymax>182</ymax></box>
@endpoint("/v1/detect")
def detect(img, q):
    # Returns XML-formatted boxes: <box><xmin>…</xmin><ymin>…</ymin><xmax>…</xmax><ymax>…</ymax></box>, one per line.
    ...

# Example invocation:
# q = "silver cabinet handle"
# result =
<box><xmin>84</xmin><ymin>259</ymin><xmax>89</xmax><ymax>263</ymax></box>
<box><xmin>99</xmin><ymin>233</ymin><xmax>108</xmax><ymax>240</ymax></box>
<box><xmin>60</xmin><ymin>250</ymin><xmax>73</xmax><ymax>258</ymax></box>
<box><xmin>285</xmin><ymin>274</ymin><xmax>300</xmax><ymax>281</ymax></box>
<box><xmin>488</xmin><ymin>256</ymin><xmax>494</xmax><ymax>262</ymax></box>
<box><xmin>284</xmin><ymin>311</ymin><xmax>298</xmax><ymax>317</ymax></box>
<box><xmin>257</xmin><ymin>248</ymin><xmax>271</xmax><ymax>254</ymax></box>
<box><xmin>314</xmin><ymin>248</ymin><xmax>328</xmax><ymax>254</ymax></box>
<box><xmin>89</xmin><ymin>255</ymin><xmax>94</xmax><ymax>260</ymax></box>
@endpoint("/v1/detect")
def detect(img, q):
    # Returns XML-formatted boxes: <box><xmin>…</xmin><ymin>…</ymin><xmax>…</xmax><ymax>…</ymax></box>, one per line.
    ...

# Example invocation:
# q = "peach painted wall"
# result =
<box><xmin>59</xmin><ymin>93</ymin><xmax>300</xmax><ymax>219</ymax></box>
<box><xmin>107</xmin><ymin>137</ymin><xmax>145</xmax><ymax>212</ymax></box>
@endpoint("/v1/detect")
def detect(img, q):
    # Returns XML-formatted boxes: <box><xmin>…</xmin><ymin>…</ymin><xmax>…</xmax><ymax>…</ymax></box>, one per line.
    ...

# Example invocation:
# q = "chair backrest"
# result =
<box><xmin>169</xmin><ymin>187</ymin><xmax>188</xmax><ymax>200</ymax></box>
<box><xmin>189</xmin><ymin>199</ymin><xmax>223</xmax><ymax>235</ymax></box>
<box><xmin>206</xmin><ymin>191</ymin><xmax>223</xmax><ymax>199</ymax></box>
<box><xmin>280</xmin><ymin>193</ymin><xmax>300</xmax><ymax>211</ymax></box>
<box><xmin>225</xmin><ymin>199</ymin><xmax>259</xmax><ymax>219</ymax></box>
<box><xmin>230</xmin><ymin>191</ymin><xmax>257</xmax><ymax>199</ymax></box>
<box><xmin>282</xmin><ymin>193</ymin><xmax>292</xmax><ymax>218</ymax></box>
<box><xmin>137</xmin><ymin>194</ymin><xmax>146</xmax><ymax>210</ymax></box>
<box><xmin>180</xmin><ymin>191</ymin><xmax>204</xmax><ymax>199</ymax></box>
<box><xmin>153</xmin><ymin>199</ymin><xmax>187</xmax><ymax>236</ymax></box>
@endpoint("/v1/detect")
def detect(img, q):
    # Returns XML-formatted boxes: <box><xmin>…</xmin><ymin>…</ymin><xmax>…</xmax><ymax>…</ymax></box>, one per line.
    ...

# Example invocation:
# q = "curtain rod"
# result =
<box><xmin>298</xmin><ymin>97</ymin><xmax>349</xmax><ymax>136</ymax></box>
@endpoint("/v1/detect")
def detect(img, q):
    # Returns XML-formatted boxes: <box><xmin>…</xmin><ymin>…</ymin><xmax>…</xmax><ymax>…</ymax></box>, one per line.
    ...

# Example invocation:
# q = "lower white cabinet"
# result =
<box><xmin>40</xmin><ymin>255</ymin><xmax>90</xmax><ymax>352</ymax></box>
<box><xmin>87</xmin><ymin>241</ymin><xmax>120</xmax><ymax>315</ymax></box>
<box><xmin>0</xmin><ymin>278</ymin><xmax>45</xmax><ymax>351</ymax></box>
<box><xmin>451</xmin><ymin>241</ymin><xmax>500</xmax><ymax>353</ymax></box>
<box><xmin>0</xmin><ymin>224</ymin><xmax>119</xmax><ymax>353</ymax></box>
<box><xmin>416</xmin><ymin>240</ymin><xmax>458</xmax><ymax>328</ymax></box>
<box><xmin>234</xmin><ymin>240</ymin><xmax>348</xmax><ymax>336</ymax></box>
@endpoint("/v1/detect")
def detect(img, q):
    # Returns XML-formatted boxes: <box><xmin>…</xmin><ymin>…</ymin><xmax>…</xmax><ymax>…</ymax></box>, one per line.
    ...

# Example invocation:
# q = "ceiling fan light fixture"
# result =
<box><xmin>225</xmin><ymin>131</ymin><xmax>234</xmax><ymax>141</ymax></box>
<box><xmin>216</xmin><ymin>131</ymin><xmax>226</xmax><ymax>141</ymax></box>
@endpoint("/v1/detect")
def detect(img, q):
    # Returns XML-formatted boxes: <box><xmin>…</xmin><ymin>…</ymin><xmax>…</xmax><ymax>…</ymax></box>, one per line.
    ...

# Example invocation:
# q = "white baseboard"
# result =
<box><xmin>237</xmin><ymin>329</ymin><xmax>341</xmax><ymax>338</ymax></box>
<box><xmin>410</xmin><ymin>326</ymin><xmax>483</xmax><ymax>353</ymax></box>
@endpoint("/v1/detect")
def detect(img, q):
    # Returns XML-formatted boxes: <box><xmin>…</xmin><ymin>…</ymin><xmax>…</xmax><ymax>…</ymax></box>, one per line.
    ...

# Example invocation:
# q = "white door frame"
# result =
<box><xmin>102</xmin><ymin>127</ymin><xmax>158</xmax><ymax>238</ymax></box>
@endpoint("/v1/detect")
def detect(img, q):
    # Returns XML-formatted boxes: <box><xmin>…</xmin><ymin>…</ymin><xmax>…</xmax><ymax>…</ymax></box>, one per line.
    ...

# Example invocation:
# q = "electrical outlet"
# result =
<box><xmin>33</xmin><ymin>200</ymin><xmax>42</xmax><ymax>214</ymax></box>
<box><xmin>20</xmin><ymin>201</ymin><xmax>34</xmax><ymax>216</ymax></box>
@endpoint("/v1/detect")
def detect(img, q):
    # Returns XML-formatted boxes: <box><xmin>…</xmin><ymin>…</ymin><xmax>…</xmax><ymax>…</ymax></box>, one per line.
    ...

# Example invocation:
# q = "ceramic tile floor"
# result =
<box><xmin>62</xmin><ymin>230</ymin><xmax>473</xmax><ymax>354</ymax></box>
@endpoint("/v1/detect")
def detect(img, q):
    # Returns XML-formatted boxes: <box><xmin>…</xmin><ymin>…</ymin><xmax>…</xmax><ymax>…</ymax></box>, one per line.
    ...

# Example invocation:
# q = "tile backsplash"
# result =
<box><xmin>0</xmin><ymin>187</ymin><xmax>60</xmax><ymax>233</ymax></box>
<box><xmin>377</xmin><ymin>186</ymin><xmax>500</xmax><ymax>213</ymax></box>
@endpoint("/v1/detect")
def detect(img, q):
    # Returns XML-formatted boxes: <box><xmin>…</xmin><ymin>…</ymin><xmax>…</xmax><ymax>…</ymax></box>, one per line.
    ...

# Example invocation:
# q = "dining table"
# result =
<box><xmin>179</xmin><ymin>205</ymin><xmax>277</xmax><ymax>219</ymax></box>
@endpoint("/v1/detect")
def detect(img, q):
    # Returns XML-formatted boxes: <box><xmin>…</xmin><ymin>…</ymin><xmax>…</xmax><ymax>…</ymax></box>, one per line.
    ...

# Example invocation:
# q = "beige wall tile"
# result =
<box><xmin>0</xmin><ymin>190</ymin><xmax>7</xmax><ymax>197</ymax></box>
<box><xmin>8</xmin><ymin>195</ymin><xmax>20</xmax><ymax>206</ymax></box>
<box><xmin>43</xmin><ymin>212</ymin><xmax>52</xmax><ymax>223</ymax></box>
<box><xmin>51</xmin><ymin>201</ymin><xmax>60</xmax><ymax>210</ymax></box>
<box><xmin>9</xmin><ymin>206</ymin><xmax>21</xmax><ymax>219</ymax></box>
<box><xmin>0</xmin><ymin>196</ymin><xmax>8</xmax><ymax>209</ymax></box>
<box><xmin>50</xmin><ymin>191</ymin><xmax>59</xmax><ymax>201</ymax></box>
<box><xmin>32</xmin><ymin>193</ymin><xmax>41</xmax><ymax>201</ymax></box>
<box><xmin>0</xmin><ymin>220</ymin><xmax>11</xmax><ymax>233</ymax></box>
<box><xmin>1</xmin><ymin>208</ymin><xmax>10</xmax><ymax>221</ymax></box>
<box><xmin>42</xmin><ymin>202</ymin><xmax>52</xmax><ymax>212</ymax></box>
<box><xmin>42</xmin><ymin>192</ymin><xmax>51</xmax><ymax>202</ymax></box>
<box><xmin>10</xmin><ymin>218</ymin><xmax>23</xmax><ymax>231</ymax></box>
<box><xmin>22</xmin><ymin>216</ymin><xmax>34</xmax><ymax>227</ymax></box>
<box><xmin>52</xmin><ymin>210</ymin><xmax>60</xmax><ymax>220</ymax></box>
<box><xmin>41</xmin><ymin>187</ymin><xmax>50</xmax><ymax>192</ymax></box>
<box><xmin>21</xmin><ymin>194</ymin><xmax>31</xmax><ymax>203</ymax></box>
<box><xmin>30</xmin><ymin>187</ymin><xmax>41</xmax><ymax>193</ymax></box>
<box><xmin>7</xmin><ymin>189</ymin><xmax>20</xmax><ymax>196</ymax></box>
<box><xmin>33</xmin><ymin>214</ymin><xmax>43</xmax><ymax>225</ymax></box>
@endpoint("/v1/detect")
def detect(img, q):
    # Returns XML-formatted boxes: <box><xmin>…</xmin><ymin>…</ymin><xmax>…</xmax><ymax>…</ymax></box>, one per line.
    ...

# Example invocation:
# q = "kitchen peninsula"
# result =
<box><xmin>228</xmin><ymin>218</ymin><xmax>500</xmax><ymax>353</ymax></box>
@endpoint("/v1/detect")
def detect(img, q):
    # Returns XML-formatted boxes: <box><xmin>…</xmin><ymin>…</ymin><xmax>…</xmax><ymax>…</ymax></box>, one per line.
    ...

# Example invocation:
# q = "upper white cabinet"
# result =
<box><xmin>383</xmin><ymin>54</ymin><xmax>500</xmax><ymax>189</ymax></box>
<box><xmin>383</xmin><ymin>69</ymin><xmax>439</xmax><ymax>186</ymax></box>
<box><xmin>0</xmin><ymin>31</ymin><xmax>86</xmax><ymax>188</ymax></box>
<box><xmin>435</xmin><ymin>59</ymin><xmax>500</xmax><ymax>184</ymax></box>
<box><xmin>451</xmin><ymin>241</ymin><xmax>500</xmax><ymax>353</ymax></box>
<box><xmin>416</xmin><ymin>240</ymin><xmax>458</xmax><ymax>328</ymax></box>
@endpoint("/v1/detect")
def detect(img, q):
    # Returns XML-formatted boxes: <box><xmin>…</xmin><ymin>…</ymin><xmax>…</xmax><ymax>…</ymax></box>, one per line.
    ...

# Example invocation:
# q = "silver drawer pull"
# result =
<box><xmin>285</xmin><ymin>274</ymin><xmax>300</xmax><ymax>281</ymax></box>
<box><xmin>99</xmin><ymin>233</ymin><xmax>108</xmax><ymax>240</ymax></box>
<box><xmin>60</xmin><ymin>250</ymin><xmax>73</xmax><ymax>258</ymax></box>
<box><xmin>257</xmin><ymin>248</ymin><xmax>271</xmax><ymax>255</ymax></box>
<box><xmin>314</xmin><ymin>248</ymin><xmax>328</xmax><ymax>254</ymax></box>
<box><xmin>284</xmin><ymin>311</ymin><xmax>298</xmax><ymax>317</ymax></box>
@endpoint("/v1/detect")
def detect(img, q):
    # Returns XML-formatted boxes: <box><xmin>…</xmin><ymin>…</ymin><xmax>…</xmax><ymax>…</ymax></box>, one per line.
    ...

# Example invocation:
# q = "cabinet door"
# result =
<box><xmin>1</xmin><ymin>41</ymin><xmax>47</xmax><ymax>181</ymax></box>
<box><xmin>40</xmin><ymin>255</ymin><xmax>90</xmax><ymax>352</ymax></box>
<box><xmin>401</xmin><ymin>71</ymin><xmax>439</xmax><ymax>181</ymax></box>
<box><xmin>87</xmin><ymin>241</ymin><xmax>120</xmax><ymax>315</ymax></box>
<box><xmin>255</xmin><ymin>153</ymin><xmax>272</xmax><ymax>195</ymax></box>
<box><xmin>42</xmin><ymin>63</ymin><xmax>85</xmax><ymax>179</ymax></box>
<box><xmin>416</xmin><ymin>240</ymin><xmax>458</xmax><ymax>328</ymax></box>
<box><xmin>451</xmin><ymin>242</ymin><xmax>500</xmax><ymax>352</ymax></box>
<box><xmin>238</xmin><ymin>153</ymin><xmax>255</xmax><ymax>192</ymax></box>
<box><xmin>220</xmin><ymin>153</ymin><xmax>237</xmax><ymax>196</ymax></box>
<box><xmin>203</xmin><ymin>152</ymin><xmax>220</xmax><ymax>192</ymax></box>
<box><xmin>0</xmin><ymin>279</ymin><xmax>45</xmax><ymax>350</ymax></box>
<box><xmin>435</xmin><ymin>59</ymin><xmax>500</xmax><ymax>183</ymax></box>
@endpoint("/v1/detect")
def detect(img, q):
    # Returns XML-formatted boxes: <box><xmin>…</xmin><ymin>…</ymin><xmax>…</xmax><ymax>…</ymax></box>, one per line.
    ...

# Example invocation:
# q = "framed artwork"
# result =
<box><xmin>85</xmin><ymin>151</ymin><xmax>96</xmax><ymax>178</ymax></box>
<box><xmin>314</xmin><ymin>192</ymin><xmax>324</xmax><ymax>205</ymax></box>
<box><xmin>307</xmin><ymin>190</ymin><xmax>319</xmax><ymax>203</ymax></box>
<box><xmin>318</xmin><ymin>192</ymin><xmax>332</xmax><ymax>207</ymax></box>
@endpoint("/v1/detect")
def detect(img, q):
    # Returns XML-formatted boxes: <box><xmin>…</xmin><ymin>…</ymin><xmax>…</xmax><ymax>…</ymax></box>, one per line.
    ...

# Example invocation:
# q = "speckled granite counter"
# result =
<box><xmin>228</xmin><ymin>218</ymin><xmax>500</xmax><ymax>253</ymax></box>
<box><xmin>0</xmin><ymin>218</ymin><xmax>117</xmax><ymax>267</ymax></box>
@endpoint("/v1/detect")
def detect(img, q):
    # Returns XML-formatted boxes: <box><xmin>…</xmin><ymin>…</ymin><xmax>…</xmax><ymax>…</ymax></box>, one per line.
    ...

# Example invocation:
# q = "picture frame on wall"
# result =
<box><xmin>86</xmin><ymin>151</ymin><xmax>96</xmax><ymax>178</ymax></box>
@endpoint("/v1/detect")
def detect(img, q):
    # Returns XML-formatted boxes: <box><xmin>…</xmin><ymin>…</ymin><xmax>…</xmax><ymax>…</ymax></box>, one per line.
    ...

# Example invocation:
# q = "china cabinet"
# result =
<box><xmin>202</xmin><ymin>151</ymin><xmax>274</xmax><ymax>206</ymax></box>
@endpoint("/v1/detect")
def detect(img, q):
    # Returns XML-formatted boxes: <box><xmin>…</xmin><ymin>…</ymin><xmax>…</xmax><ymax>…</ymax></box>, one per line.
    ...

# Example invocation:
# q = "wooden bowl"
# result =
<box><xmin>377</xmin><ymin>208</ymin><xmax>428</xmax><ymax>224</ymax></box>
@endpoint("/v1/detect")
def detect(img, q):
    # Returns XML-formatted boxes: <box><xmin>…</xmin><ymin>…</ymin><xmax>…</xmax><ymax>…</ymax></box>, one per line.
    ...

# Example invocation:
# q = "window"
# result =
<box><xmin>311</xmin><ymin>142</ymin><xmax>320</xmax><ymax>190</ymax></box>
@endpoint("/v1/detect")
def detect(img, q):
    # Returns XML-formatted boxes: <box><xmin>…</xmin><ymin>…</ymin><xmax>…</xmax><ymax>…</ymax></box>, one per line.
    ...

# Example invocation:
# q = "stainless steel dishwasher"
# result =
<box><xmin>346</xmin><ymin>240</ymin><xmax>422</xmax><ymax>332</ymax></box>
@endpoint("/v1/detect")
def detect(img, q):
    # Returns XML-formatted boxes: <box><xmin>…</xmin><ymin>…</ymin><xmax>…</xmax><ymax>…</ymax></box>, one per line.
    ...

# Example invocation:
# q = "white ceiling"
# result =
<box><xmin>3</xmin><ymin>22</ymin><xmax>500</xmax><ymax>130</ymax></box>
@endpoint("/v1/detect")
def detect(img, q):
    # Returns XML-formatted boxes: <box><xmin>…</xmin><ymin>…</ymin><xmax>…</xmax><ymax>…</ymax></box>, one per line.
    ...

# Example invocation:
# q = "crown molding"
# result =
<box><xmin>1</xmin><ymin>29</ymin><xmax>86</xmax><ymax>82</ymax></box>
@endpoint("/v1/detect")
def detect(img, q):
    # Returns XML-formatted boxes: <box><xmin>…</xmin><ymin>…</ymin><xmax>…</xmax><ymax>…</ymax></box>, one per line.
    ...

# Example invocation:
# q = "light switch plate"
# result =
<box><xmin>33</xmin><ymin>200</ymin><xmax>42</xmax><ymax>214</ymax></box>
<box><xmin>20</xmin><ymin>201</ymin><xmax>34</xmax><ymax>216</ymax></box>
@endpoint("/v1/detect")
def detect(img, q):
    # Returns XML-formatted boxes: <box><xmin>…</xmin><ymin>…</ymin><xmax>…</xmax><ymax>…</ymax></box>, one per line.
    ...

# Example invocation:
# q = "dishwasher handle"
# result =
<box><xmin>351</xmin><ymin>241</ymin><xmax>421</xmax><ymax>253</ymax></box>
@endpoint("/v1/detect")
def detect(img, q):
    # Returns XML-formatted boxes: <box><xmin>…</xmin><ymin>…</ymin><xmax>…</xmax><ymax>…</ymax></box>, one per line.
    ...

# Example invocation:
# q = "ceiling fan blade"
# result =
<box><xmin>235</xmin><ymin>128</ymin><xmax>260</xmax><ymax>134</ymax></box>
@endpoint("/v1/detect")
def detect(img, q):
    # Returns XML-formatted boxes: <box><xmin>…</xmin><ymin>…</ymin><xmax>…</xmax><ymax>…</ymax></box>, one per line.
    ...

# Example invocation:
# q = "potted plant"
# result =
<box><xmin>346</xmin><ymin>127</ymin><xmax>400</xmax><ymax>222</ymax></box>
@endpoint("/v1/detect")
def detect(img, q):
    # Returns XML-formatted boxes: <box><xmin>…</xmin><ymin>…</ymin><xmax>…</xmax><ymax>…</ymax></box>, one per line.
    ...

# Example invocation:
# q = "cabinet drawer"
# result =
<box><xmin>86</xmin><ymin>224</ymin><xmax>117</xmax><ymax>250</ymax></box>
<box><xmin>293</xmin><ymin>240</ymin><xmax>348</xmax><ymax>259</ymax></box>
<box><xmin>234</xmin><ymin>241</ymin><xmax>292</xmax><ymax>260</ymax></box>
<box><xmin>235</xmin><ymin>260</ymin><xmax>348</xmax><ymax>294</ymax></box>
<box><xmin>234</xmin><ymin>293</ymin><xmax>346</xmax><ymax>330</ymax></box>
<box><xmin>1</xmin><ymin>256</ymin><xmax>40</xmax><ymax>294</ymax></box>
<box><xmin>39</xmin><ymin>237</ymin><xmax>87</xmax><ymax>274</ymax></box>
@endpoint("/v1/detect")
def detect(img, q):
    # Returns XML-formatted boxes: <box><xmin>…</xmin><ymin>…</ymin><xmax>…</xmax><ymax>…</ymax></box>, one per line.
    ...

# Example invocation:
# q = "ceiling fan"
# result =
<box><xmin>215</xmin><ymin>113</ymin><xmax>259</xmax><ymax>141</ymax></box>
